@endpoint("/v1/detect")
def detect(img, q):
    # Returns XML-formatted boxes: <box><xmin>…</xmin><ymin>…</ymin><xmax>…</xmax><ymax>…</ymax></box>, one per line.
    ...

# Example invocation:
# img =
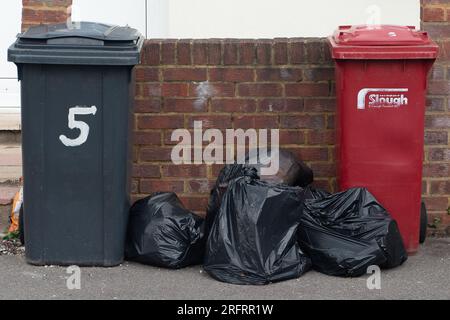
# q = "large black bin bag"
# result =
<box><xmin>205</xmin><ymin>164</ymin><xmax>248</xmax><ymax>236</ymax></box>
<box><xmin>125</xmin><ymin>192</ymin><xmax>205</xmax><ymax>269</ymax></box>
<box><xmin>205</xmin><ymin>150</ymin><xmax>313</xmax><ymax>237</ymax></box>
<box><xmin>297</xmin><ymin>188</ymin><xmax>407</xmax><ymax>277</ymax></box>
<box><xmin>204</xmin><ymin>171</ymin><xmax>311</xmax><ymax>285</ymax></box>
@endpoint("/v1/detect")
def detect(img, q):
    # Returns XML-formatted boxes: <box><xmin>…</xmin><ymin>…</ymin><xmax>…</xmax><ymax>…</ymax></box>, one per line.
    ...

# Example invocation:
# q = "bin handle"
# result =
<box><xmin>104</xmin><ymin>25</ymin><xmax>120</xmax><ymax>37</ymax></box>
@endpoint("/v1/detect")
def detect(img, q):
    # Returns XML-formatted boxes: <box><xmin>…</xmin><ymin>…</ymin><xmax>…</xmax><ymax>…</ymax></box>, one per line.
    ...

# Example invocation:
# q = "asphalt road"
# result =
<box><xmin>0</xmin><ymin>238</ymin><xmax>449</xmax><ymax>300</ymax></box>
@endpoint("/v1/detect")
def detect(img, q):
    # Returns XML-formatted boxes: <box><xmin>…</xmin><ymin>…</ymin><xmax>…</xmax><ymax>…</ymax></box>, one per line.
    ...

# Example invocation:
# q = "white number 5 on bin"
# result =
<box><xmin>59</xmin><ymin>105</ymin><xmax>97</xmax><ymax>147</ymax></box>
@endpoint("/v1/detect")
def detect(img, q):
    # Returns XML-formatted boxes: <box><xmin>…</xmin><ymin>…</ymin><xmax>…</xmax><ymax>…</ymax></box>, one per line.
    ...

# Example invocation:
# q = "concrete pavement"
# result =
<box><xmin>0</xmin><ymin>238</ymin><xmax>449</xmax><ymax>300</ymax></box>
<box><xmin>0</xmin><ymin>144</ymin><xmax>21</xmax><ymax>184</ymax></box>
<box><xmin>0</xmin><ymin>143</ymin><xmax>21</xmax><ymax>220</ymax></box>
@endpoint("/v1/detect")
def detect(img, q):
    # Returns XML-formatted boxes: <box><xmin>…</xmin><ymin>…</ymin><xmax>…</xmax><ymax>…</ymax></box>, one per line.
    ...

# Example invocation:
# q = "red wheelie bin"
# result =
<box><xmin>328</xmin><ymin>25</ymin><xmax>438</xmax><ymax>253</ymax></box>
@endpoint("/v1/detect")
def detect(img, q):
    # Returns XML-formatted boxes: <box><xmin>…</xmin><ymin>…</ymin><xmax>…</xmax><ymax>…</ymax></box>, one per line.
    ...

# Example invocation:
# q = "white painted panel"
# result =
<box><xmin>0</xmin><ymin>79</ymin><xmax>20</xmax><ymax>109</ymax></box>
<box><xmin>72</xmin><ymin>0</ymin><xmax>146</xmax><ymax>36</ymax></box>
<box><xmin>0</xmin><ymin>0</ymin><xmax>22</xmax><ymax>118</ymax></box>
<box><xmin>0</xmin><ymin>0</ymin><xmax>22</xmax><ymax>78</ymax></box>
<box><xmin>0</xmin><ymin>0</ymin><xmax>22</xmax><ymax>116</ymax></box>
<box><xmin>165</xmin><ymin>0</ymin><xmax>421</xmax><ymax>38</ymax></box>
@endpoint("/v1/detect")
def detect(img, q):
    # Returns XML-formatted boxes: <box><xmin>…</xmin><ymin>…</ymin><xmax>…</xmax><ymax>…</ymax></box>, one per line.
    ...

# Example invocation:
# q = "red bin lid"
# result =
<box><xmin>328</xmin><ymin>25</ymin><xmax>439</xmax><ymax>60</ymax></box>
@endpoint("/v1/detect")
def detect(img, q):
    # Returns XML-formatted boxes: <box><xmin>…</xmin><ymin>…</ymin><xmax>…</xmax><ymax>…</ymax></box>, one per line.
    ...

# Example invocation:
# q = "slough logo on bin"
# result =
<box><xmin>357</xmin><ymin>88</ymin><xmax>408</xmax><ymax>110</ymax></box>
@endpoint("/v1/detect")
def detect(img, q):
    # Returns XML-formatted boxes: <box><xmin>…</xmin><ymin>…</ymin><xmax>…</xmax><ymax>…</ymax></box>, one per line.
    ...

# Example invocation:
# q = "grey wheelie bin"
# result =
<box><xmin>8</xmin><ymin>22</ymin><xmax>144</xmax><ymax>266</ymax></box>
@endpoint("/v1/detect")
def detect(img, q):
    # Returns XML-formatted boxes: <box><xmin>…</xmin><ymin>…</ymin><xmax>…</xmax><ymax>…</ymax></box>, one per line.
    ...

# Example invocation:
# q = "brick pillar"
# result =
<box><xmin>22</xmin><ymin>0</ymin><xmax>72</xmax><ymax>32</ymax></box>
<box><xmin>421</xmin><ymin>0</ymin><xmax>450</xmax><ymax>235</ymax></box>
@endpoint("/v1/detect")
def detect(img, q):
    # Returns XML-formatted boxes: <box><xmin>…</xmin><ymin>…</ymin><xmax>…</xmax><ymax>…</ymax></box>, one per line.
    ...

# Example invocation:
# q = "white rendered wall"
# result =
<box><xmin>164</xmin><ymin>0</ymin><xmax>420</xmax><ymax>38</ymax></box>
<box><xmin>71</xmin><ymin>0</ymin><xmax>421</xmax><ymax>38</ymax></box>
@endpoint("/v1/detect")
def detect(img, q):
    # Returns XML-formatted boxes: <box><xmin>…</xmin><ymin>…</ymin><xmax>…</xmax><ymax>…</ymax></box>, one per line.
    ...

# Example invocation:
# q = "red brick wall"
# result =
<box><xmin>22</xmin><ymin>0</ymin><xmax>72</xmax><ymax>32</ymax></box>
<box><xmin>21</xmin><ymin>0</ymin><xmax>450</xmax><ymax>235</ymax></box>
<box><xmin>132</xmin><ymin>39</ymin><xmax>335</xmax><ymax>216</ymax></box>
<box><xmin>421</xmin><ymin>0</ymin><xmax>450</xmax><ymax>235</ymax></box>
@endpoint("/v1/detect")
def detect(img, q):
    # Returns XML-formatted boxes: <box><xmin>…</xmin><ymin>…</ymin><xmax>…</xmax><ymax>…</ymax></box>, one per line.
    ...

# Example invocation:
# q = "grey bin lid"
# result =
<box><xmin>8</xmin><ymin>21</ymin><xmax>144</xmax><ymax>66</ymax></box>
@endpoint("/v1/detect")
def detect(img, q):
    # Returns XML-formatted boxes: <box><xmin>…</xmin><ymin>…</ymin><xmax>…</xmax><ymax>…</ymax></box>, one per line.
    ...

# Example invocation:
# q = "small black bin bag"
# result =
<box><xmin>125</xmin><ymin>192</ymin><xmax>205</xmax><ymax>269</ymax></box>
<box><xmin>298</xmin><ymin>187</ymin><xmax>408</xmax><ymax>277</ymax></box>
<box><xmin>204</xmin><ymin>169</ymin><xmax>311</xmax><ymax>285</ymax></box>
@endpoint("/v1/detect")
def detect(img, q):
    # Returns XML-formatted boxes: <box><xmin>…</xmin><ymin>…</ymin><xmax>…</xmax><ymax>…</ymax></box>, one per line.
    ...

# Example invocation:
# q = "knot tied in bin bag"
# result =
<box><xmin>298</xmin><ymin>187</ymin><xmax>408</xmax><ymax>277</ymax></box>
<box><xmin>125</xmin><ymin>193</ymin><xmax>205</xmax><ymax>269</ymax></box>
<box><xmin>204</xmin><ymin>170</ymin><xmax>311</xmax><ymax>285</ymax></box>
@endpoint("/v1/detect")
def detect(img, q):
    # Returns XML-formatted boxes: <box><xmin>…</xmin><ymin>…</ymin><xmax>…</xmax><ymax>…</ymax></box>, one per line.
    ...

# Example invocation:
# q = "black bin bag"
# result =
<box><xmin>204</xmin><ymin>169</ymin><xmax>311</xmax><ymax>285</ymax></box>
<box><xmin>302</xmin><ymin>185</ymin><xmax>331</xmax><ymax>201</ymax></box>
<box><xmin>297</xmin><ymin>188</ymin><xmax>407</xmax><ymax>277</ymax></box>
<box><xmin>205</xmin><ymin>149</ymin><xmax>313</xmax><ymax>237</ymax></box>
<box><xmin>205</xmin><ymin>164</ymin><xmax>248</xmax><ymax>236</ymax></box>
<box><xmin>245</xmin><ymin>148</ymin><xmax>314</xmax><ymax>187</ymax></box>
<box><xmin>125</xmin><ymin>192</ymin><xmax>205</xmax><ymax>269</ymax></box>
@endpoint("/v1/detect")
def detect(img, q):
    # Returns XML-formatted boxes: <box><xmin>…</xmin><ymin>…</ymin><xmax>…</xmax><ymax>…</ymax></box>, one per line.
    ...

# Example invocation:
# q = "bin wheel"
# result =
<box><xmin>419</xmin><ymin>201</ymin><xmax>427</xmax><ymax>244</ymax></box>
<box><xmin>19</xmin><ymin>204</ymin><xmax>24</xmax><ymax>246</ymax></box>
